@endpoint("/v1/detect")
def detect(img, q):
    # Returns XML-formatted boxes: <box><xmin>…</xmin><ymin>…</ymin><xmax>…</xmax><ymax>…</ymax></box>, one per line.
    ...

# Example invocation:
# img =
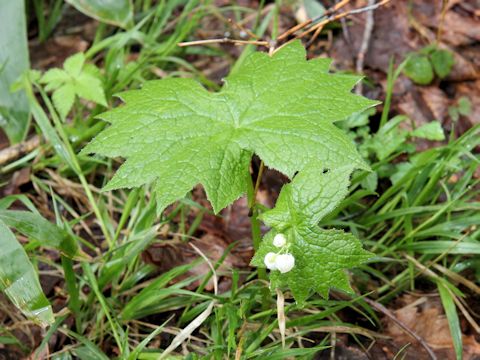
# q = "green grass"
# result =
<box><xmin>1</xmin><ymin>1</ymin><xmax>479</xmax><ymax>359</ymax></box>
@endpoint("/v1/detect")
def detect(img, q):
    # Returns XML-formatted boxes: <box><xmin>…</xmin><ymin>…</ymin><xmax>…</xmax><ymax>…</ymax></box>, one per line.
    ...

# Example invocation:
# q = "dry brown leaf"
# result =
<box><xmin>384</xmin><ymin>294</ymin><xmax>480</xmax><ymax>360</ymax></box>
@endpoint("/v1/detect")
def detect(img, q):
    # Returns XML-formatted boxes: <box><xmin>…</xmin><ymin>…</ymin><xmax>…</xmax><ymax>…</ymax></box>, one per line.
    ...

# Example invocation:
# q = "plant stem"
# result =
<box><xmin>247</xmin><ymin>161</ymin><xmax>267</xmax><ymax>281</ymax></box>
<box><xmin>30</xmin><ymin>83</ymin><xmax>113</xmax><ymax>246</ymax></box>
<box><xmin>253</xmin><ymin>161</ymin><xmax>265</xmax><ymax>202</ymax></box>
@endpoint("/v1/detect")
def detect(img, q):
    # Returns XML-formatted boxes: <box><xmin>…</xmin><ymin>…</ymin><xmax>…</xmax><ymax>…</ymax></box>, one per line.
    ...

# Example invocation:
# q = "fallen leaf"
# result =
<box><xmin>384</xmin><ymin>293</ymin><xmax>480</xmax><ymax>359</ymax></box>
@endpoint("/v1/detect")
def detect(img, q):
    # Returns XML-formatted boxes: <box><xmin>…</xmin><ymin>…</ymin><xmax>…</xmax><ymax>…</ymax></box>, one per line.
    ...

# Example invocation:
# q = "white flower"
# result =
<box><xmin>264</xmin><ymin>252</ymin><xmax>278</xmax><ymax>270</ymax></box>
<box><xmin>273</xmin><ymin>233</ymin><xmax>287</xmax><ymax>248</ymax></box>
<box><xmin>275</xmin><ymin>253</ymin><xmax>295</xmax><ymax>273</ymax></box>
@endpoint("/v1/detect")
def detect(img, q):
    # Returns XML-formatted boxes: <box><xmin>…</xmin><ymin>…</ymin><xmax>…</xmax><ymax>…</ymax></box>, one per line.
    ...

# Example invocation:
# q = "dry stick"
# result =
<box><xmin>306</xmin><ymin>23</ymin><xmax>325</xmax><ymax>47</ymax></box>
<box><xmin>431</xmin><ymin>263</ymin><xmax>480</xmax><ymax>295</ymax></box>
<box><xmin>178</xmin><ymin>38</ymin><xmax>269</xmax><ymax>47</ymax></box>
<box><xmin>355</xmin><ymin>0</ymin><xmax>376</xmax><ymax>95</ymax></box>
<box><xmin>277</xmin><ymin>19</ymin><xmax>312</xmax><ymax>41</ymax></box>
<box><xmin>0</xmin><ymin>135</ymin><xmax>41</xmax><ymax>168</ymax></box>
<box><xmin>436</xmin><ymin>0</ymin><xmax>449</xmax><ymax>45</ymax></box>
<box><xmin>451</xmin><ymin>291</ymin><xmax>480</xmax><ymax>334</ymax></box>
<box><xmin>178</xmin><ymin>0</ymin><xmax>390</xmax><ymax>51</ymax></box>
<box><xmin>276</xmin><ymin>0</ymin><xmax>352</xmax><ymax>41</ymax></box>
<box><xmin>362</xmin><ymin>297</ymin><xmax>438</xmax><ymax>360</ymax></box>
<box><xmin>298</xmin><ymin>0</ymin><xmax>391</xmax><ymax>39</ymax></box>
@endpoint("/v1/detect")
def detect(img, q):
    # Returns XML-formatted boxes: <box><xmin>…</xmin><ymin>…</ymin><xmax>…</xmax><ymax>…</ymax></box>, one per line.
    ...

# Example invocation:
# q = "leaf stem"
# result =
<box><xmin>247</xmin><ymin>161</ymin><xmax>267</xmax><ymax>281</ymax></box>
<box><xmin>253</xmin><ymin>161</ymin><xmax>265</xmax><ymax>207</ymax></box>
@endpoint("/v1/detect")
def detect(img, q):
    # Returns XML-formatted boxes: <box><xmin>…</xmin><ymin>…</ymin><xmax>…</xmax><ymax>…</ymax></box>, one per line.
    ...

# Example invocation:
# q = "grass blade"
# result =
<box><xmin>437</xmin><ymin>281</ymin><xmax>463</xmax><ymax>360</ymax></box>
<box><xmin>0</xmin><ymin>209</ymin><xmax>78</xmax><ymax>257</ymax></box>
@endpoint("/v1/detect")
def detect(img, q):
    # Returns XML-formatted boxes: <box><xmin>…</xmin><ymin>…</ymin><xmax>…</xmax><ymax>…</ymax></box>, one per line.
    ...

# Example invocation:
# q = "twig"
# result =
<box><xmin>277</xmin><ymin>19</ymin><xmax>313</xmax><ymax>41</ymax></box>
<box><xmin>277</xmin><ymin>0</ymin><xmax>352</xmax><ymax>41</ymax></box>
<box><xmin>178</xmin><ymin>0</ymin><xmax>390</xmax><ymax>53</ymax></box>
<box><xmin>178</xmin><ymin>38</ymin><xmax>269</xmax><ymax>47</ymax></box>
<box><xmin>355</xmin><ymin>0</ymin><xmax>376</xmax><ymax>95</ymax></box>
<box><xmin>0</xmin><ymin>135</ymin><xmax>41</xmax><ymax>168</ymax></box>
<box><xmin>306</xmin><ymin>23</ymin><xmax>326</xmax><ymax>47</ymax></box>
<box><xmin>298</xmin><ymin>0</ymin><xmax>391</xmax><ymax>39</ymax></box>
<box><xmin>436</xmin><ymin>0</ymin><xmax>449</xmax><ymax>45</ymax></box>
<box><xmin>362</xmin><ymin>297</ymin><xmax>438</xmax><ymax>360</ymax></box>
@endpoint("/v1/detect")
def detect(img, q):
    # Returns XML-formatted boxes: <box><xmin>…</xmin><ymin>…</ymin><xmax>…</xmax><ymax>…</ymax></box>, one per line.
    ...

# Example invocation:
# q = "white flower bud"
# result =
<box><xmin>275</xmin><ymin>253</ymin><xmax>295</xmax><ymax>273</ymax></box>
<box><xmin>273</xmin><ymin>233</ymin><xmax>287</xmax><ymax>248</ymax></box>
<box><xmin>264</xmin><ymin>252</ymin><xmax>278</xmax><ymax>270</ymax></box>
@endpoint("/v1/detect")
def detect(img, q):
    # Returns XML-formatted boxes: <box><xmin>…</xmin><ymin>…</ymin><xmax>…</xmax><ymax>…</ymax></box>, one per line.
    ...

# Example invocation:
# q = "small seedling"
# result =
<box><xmin>40</xmin><ymin>53</ymin><xmax>107</xmax><ymax>119</ymax></box>
<box><xmin>403</xmin><ymin>45</ymin><xmax>454</xmax><ymax>85</ymax></box>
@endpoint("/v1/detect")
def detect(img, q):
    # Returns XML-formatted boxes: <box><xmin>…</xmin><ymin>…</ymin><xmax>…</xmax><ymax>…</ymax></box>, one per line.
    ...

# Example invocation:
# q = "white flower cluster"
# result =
<box><xmin>264</xmin><ymin>233</ymin><xmax>295</xmax><ymax>273</ymax></box>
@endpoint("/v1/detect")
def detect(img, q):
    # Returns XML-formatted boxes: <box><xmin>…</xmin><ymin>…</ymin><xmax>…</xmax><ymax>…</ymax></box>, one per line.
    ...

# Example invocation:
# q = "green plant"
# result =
<box><xmin>40</xmin><ymin>52</ymin><xmax>107</xmax><ymax>119</ymax></box>
<box><xmin>0</xmin><ymin>208</ymin><xmax>78</xmax><ymax>326</ymax></box>
<box><xmin>83</xmin><ymin>41</ymin><xmax>379</xmax><ymax>304</ymax></box>
<box><xmin>448</xmin><ymin>96</ymin><xmax>472</xmax><ymax>122</ymax></box>
<box><xmin>65</xmin><ymin>0</ymin><xmax>134</xmax><ymax>29</ymax></box>
<box><xmin>0</xmin><ymin>0</ymin><xmax>30</xmax><ymax>143</ymax></box>
<box><xmin>403</xmin><ymin>45</ymin><xmax>454</xmax><ymax>85</ymax></box>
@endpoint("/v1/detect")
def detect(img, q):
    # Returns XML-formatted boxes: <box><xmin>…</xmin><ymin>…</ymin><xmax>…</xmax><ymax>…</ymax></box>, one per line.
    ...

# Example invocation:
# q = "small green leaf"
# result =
<box><xmin>53</xmin><ymin>84</ymin><xmax>76</xmax><ymax>119</ymax></box>
<box><xmin>361</xmin><ymin>171</ymin><xmax>378</xmax><ymax>192</ymax></box>
<box><xmin>64</xmin><ymin>53</ymin><xmax>85</xmax><ymax>77</ymax></box>
<box><xmin>40</xmin><ymin>52</ymin><xmax>107</xmax><ymax>118</ymax></box>
<box><xmin>457</xmin><ymin>96</ymin><xmax>471</xmax><ymax>116</ymax></box>
<box><xmin>367</xmin><ymin>115</ymin><xmax>409</xmax><ymax>160</ymax></box>
<box><xmin>40</xmin><ymin>68</ymin><xmax>69</xmax><ymax>91</ymax></box>
<box><xmin>403</xmin><ymin>54</ymin><xmax>434</xmax><ymax>85</ymax></box>
<box><xmin>338</xmin><ymin>108</ymin><xmax>375</xmax><ymax>129</ymax></box>
<box><xmin>83</xmin><ymin>41</ymin><xmax>378</xmax><ymax>214</ymax></box>
<box><xmin>430</xmin><ymin>49</ymin><xmax>454</xmax><ymax>79</ymax></box>
<box><xmin>418</xmin><ymin>44</ymin><xmax>437</xmax><ymax>55</ymax></box>
<box><xmin>411</xmin><ymin>121</ymin><xmax>445</xmax><ymax>141</ymax></box>
<box><xmin>448</xmin><ymin>106</ymin><xmax>460</xmax><ymax>122</ymax></box>
<box><xmin>0</xmin><ymin>220</ymin><xmax>54</xmax><ymax>326</ymax></box>
<box><xmin>252</xmin><ymin>166</ymin><xmax>372</xmax><ymax>304</ymax></box>
<box><xmin>74</xmin><ymin>73</ymin><xmax>108</xmax><ymax>106</ymax></box>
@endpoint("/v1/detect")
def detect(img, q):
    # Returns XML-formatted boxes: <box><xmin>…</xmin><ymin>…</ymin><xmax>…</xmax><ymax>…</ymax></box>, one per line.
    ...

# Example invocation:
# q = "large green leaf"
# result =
<box><xmin>0</xmin><ymin>0</ymin><xmax>30</xmax><ymax>143</ymax></box>
<box><xmin>0</xmin><ymin>220</ymin><xmax>54</xmax><ymax>326</ymax></box>
<box><xmin>66</xmin><ymin>0</ymin><xmax>133</xmax><ymax>28</ymax></box>
<box><xmin>83</xmin><ymin>41</ymin><xmax>378</xmax><ymax>213</ymax></box>
<box><xmin>251</xmin><ymin>165</ymin><xmax>373</xmax><ymax>304</ymax></box>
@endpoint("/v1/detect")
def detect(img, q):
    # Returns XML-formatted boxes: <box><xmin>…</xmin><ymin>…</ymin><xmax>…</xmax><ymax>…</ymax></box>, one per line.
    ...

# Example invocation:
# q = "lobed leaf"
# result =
<box><xmin>83</xmin><ymin>41</ymin><xmax>378</xmax><ymax>214</ymax></box>
<box><xmin>40</xmin><ymin>52</ymin><xmax>107</xmax><ymax>119</ymax></box>
<box><xmin>251</xmin><ymin>165</ymin><xmax>373</xmax><ymax>304</ymax></box>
